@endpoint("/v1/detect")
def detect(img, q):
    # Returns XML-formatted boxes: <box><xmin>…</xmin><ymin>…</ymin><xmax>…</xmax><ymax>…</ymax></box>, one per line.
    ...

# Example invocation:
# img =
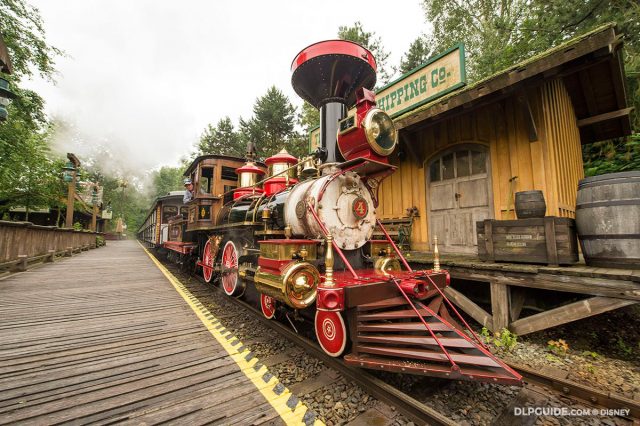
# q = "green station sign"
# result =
<box><xmin>309</xmin><ymin>44</ymin><xmax>466</xmax><ymax>152</ymax></box>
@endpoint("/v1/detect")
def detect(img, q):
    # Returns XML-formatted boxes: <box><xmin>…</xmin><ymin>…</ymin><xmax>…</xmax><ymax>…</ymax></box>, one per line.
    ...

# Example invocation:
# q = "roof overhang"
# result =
<box><xmin>395</xmin><ymin>24</ymin><xmax>632</xmax><ymax>144</ymax></box>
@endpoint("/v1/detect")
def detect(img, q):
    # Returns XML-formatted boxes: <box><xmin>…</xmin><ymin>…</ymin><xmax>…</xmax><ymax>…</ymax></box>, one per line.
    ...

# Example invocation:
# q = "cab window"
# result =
<box><xmin>162</xmin><ymin>206</ymin><xmax>178</xmax><ymax>223</ymax></box>
<box><xmin>199</xmin><ymin>167</ymin><xmax>214</xmax><ymax>194</ymax></box>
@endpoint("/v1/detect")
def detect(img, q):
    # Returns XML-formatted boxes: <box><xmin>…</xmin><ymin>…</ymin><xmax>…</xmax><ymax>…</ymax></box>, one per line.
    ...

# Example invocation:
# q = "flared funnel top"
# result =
<box><xmin>291</xmin><ymin>40</ymin><xmax>376</xmax><ymax>109</ymax></box>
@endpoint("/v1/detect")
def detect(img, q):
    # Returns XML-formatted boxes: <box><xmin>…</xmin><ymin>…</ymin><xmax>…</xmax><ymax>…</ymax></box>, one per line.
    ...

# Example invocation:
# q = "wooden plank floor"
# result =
<box><xmin>0</xmin><ymin>240</ymin><xmax>284</xmax><ymax>426</ymax></box>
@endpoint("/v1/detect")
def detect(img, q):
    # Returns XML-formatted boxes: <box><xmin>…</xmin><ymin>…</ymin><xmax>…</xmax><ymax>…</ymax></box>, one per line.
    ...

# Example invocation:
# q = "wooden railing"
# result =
<box><xmin>0</xmin><ymin>220</ymin><xmax>105</xmax><ymax>273</ymax></box>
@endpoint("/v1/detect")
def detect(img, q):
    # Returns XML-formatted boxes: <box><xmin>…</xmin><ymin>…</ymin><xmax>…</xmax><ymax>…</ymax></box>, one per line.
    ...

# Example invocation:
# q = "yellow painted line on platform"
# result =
<box><xmin>139</xmin><ymin>242</ymin><xmax>323</xmax><ymax>426</ymax></box>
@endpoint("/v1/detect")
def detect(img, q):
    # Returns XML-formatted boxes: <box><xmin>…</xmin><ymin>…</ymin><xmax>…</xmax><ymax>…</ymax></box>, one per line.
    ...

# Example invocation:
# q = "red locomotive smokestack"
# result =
<box><xmin>291</xmin><ymin>40</ymin><xmax>377</xmax><ymax>162</ymax></box>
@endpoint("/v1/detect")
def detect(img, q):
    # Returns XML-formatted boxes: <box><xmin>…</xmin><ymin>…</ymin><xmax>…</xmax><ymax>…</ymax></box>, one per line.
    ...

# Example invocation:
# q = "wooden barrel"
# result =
<box><xmin>575</xmin><ymin>171</ymin><xmax>640</xmax><ymax>269</ymax></box>
<box><xmin>515</xmin><ymin>191</ymin><xmax>546</xmax><ymax>219</ymax></box>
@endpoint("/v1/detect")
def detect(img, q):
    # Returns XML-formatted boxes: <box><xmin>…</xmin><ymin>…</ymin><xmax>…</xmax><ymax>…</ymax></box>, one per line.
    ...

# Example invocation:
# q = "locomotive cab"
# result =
<box><xmin>182</xmin><ymin>155</ymin><xmax>265</xmax><ymax>233</ymax></box>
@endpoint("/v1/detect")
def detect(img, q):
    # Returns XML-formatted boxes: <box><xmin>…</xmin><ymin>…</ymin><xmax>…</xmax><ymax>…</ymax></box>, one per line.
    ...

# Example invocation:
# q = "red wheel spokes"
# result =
<box><xmin>202</xmin><ymin>240</ymin><xmax>213</xmax><ymax>283</ymax></box>
<box><xmin>221</xmin><ymin>242</ymin><xmax>238</xmax><ymax>295</ymax></box>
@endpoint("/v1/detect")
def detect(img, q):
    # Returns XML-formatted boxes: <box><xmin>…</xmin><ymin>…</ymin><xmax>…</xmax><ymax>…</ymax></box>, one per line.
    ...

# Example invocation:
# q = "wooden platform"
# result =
<box><xmin>406</xmin><ymin>251</ymin><xmax>640</xmax><ymax>335</ymax></box>
<box><xmin>0</xmin><ymin>240</ymin><xmax>297</xmax><ymax>425</ymax></box>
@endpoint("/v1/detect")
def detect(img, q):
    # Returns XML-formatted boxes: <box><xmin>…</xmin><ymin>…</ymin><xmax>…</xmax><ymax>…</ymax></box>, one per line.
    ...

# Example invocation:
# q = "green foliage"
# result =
<box><xmin>583</xmin><ymin>134</ymin><xmax>640</xmax><ymax>176</ymax></box>
<box><xmin>338</xmin><ymin>21</ymin><xmax>392</xmax><ymax>86</ymax></box>
<box><xmin>480</xmin><ymin>327</ymin><xmax>517</xmax><ymax>351</ymax></box>
<box><xmin>421</xmin><ymin>0</ymin><xmax>639</xmax><ymax>104</ymax></box>
<box><xmin>616</xmin><ymin>336</ymin><xmax>633</xmax><ymax>357</ymax></box>
<box><xmin>422</xmin><ymin>0</ymin><xmax>530</xmax><ymax>81</ymax></box>
<box><xmin>150</xmin><ymin>166</ymin><xmax>183</xmax><ymax>199</ymax></box>
<box><xmin>0</xmin><ymin>0</ymin><xmax>63</xmax><ymax>80</ymax></box>
<box><xmin>73</xmin><ymin>222</ymin><xmax>82</xmax><ymax>231</ymax></box>
<box><xmin>298</xmin><ymin>101</ymin><xmax>319</xmax><ymax>134</ymax></box>
<box><xmin>198</xmin><ymin>116</ymin><xmax>244</xmax><ymax>157</ymax></box>
<box><xmin>399</xmin><ymin>37</ymin><xmax>432</xmax><ymax>75</ymax></box>
<box><xmin>493</xmin><ymin>328</ymin><xmax>518</xmax><ymax>351</ymax></box>
<box><xmin>239</xmin><ymin>86</ymin><xmax>305</xmax><ymax>158</ymax></box>
<box><xmin>545</xmin><ymin>354</ymin><xmax>561</xmax><ymax>363</ymax></box>
<box><xmin>581</xmin><ymin>350</ymin><xmax>600</xmax><ymax>360</ymax></box>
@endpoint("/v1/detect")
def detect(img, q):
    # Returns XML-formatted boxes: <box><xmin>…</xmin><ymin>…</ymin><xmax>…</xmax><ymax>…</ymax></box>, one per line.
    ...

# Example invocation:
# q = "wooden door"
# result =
<box><xmin>428</xmin><ymin>146</ymin><xmax>492</xmax><ymax>253</ymax></box>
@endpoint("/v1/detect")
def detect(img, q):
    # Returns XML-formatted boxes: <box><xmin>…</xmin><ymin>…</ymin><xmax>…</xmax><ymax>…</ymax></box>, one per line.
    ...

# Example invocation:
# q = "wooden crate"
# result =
<box><xmin>476</xmin><ymin>217</ymin><xmax>578</xmax><ymax>265</ymax></box>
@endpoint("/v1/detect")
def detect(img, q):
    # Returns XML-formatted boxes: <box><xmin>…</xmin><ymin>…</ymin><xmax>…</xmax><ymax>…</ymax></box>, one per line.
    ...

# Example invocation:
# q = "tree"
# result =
<box><xmin>420</xmin><ymin>0</ymin><xmax>639</xmax><ymax>132</ymax></box>
<box><xmin>198</xmin><ymin>116</ymin><xmax>244</xmax><ymax>157</ymax></box>
<box><xmin>0</xmin><ymin>127</ymin><xmax>61</xmax><ymax>220</ymax></box>
<box><xmin>421</xmin><ymin>0</ymin><xmax>530</xmax><ymax>81</ymax></box>
<box><xmin>398</xmin><ymin>37</ymin><xmax>432</xmax><ymax>74</ymax></box>
<box><xmin>0</xmin><ymin>0</ymin><xmax>63</xmax><ymax>80</ymax></box>
<box><xmin>298</xmin><ymin>101</ymin><xmax>319</xmax><ymax>134</ymax></box>
<box><xmin>239</xmin><ymin>86</ymin><xmax>305</xmax><ymax>158</ymax></box>
<box><xmin>338</xmin><ymin>22</ymin><xmax>393</xmax><ymax>86</ymax></box>
<box><xmin>151</xmin><ymin>166</ymin><xmax>184</xmax><ymax>198</ymax></box>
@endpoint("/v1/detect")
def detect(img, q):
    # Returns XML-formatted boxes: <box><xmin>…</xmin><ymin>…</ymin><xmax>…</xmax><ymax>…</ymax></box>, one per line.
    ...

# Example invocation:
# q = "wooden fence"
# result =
<box><xmin>0</xmin><ymin>220</ymin><xmax>104</xmax><ymax>272</ymax></box>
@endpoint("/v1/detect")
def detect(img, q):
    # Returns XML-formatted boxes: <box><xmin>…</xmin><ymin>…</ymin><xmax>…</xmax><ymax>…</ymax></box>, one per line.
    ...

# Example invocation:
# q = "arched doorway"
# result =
<box><xmin>427</xmin><ymin>144</ymin><xmax>493</xmax><ymax>254</ymax></box>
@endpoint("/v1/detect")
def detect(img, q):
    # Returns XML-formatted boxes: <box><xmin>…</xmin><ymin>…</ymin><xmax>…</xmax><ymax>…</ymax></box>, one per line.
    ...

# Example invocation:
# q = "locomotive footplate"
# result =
<box><xmin>326</xmin><ymin>270</ymin><xmax>522</xmax><ymax>385</ymax></box>
<box><xmin>163</xmin><ymin>241</ymin><xmax>197</xmax><ymax>255</ymax></box>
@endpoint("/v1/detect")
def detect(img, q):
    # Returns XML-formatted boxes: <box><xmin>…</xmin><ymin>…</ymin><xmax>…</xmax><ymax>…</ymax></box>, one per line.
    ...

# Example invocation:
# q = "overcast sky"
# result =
<box><xmin>25</xmin><ymin>1</ymin><xmax>429</xmax><ymax>173</ymax></box>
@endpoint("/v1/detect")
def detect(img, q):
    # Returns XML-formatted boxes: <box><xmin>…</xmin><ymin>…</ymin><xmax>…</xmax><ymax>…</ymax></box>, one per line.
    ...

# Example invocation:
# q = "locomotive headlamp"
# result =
<box><xmin>337</xmin><ymin>87</ymin><xmax>398</xmax><ymax>162</ymax></box>
<box><xmin>363</xmin><ymin>108</ymin><xmax>397</xmax><ymax>156</ymax></box>
<box><xmin>284</xmin><ymin>262</ymin><xmax>320</xmax><ymax>309</ymax></box>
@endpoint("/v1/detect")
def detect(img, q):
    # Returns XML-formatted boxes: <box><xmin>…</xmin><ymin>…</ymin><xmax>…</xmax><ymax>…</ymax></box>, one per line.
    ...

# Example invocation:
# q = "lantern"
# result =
<box><xmin>91</xmin><ymin>186</ymin><xmax>99</xmax><ymax>204</ymax></box>
<box><xmin>0</xmin><ymin>77</ymin><xmax>16</xmax><ymax>122</ymax></box>
<box><xmin>62</xmin><ymin>161</ymin><xmax>76</xmax><ymax>183</ymax></box>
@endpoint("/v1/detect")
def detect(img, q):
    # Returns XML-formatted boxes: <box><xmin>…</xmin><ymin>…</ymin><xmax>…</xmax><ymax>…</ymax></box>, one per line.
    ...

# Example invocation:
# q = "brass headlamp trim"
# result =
<box><xmin>363</xmin><ymin>108</ymin><xmax>398</xmax><ymax>156</ymax></box>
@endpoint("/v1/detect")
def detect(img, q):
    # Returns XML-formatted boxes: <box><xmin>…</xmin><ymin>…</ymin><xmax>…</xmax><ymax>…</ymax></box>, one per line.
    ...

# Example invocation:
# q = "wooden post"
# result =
<box><xmin>491</xmin><ymin>281</ymin><xmax>510</xmax><ymax>332</ymax></box>
<box><xmin>64</xmin><ymin>153</ymin><xmax>80</xmax><ymax>228</ymax></box>
<box><xmin>16</xmin><ymin>255</ymin><xmax>27</xmax><ymax>272</ymax></box>
<box><xmin>544</xmin><ymin>217</ymin><xmax>559</xmax><ymax>266</ymax></box>
<box><xmin>484</xmin><ymin>220</ymin><xmax>495</xmax><ymax>261</ymax></box>
<box><xmin>91</xmin><ymin>203</ymin><xmax>98</xmax><ymax>232</ymax></box>
<box><xmin>509</xmin><ymin>287</ymin><xmax>526</xmax><ymax>321</ymax></box>
<box><xmin>65</xmin><ymin>247</ymin><xmax>73</xmax><ymax>257</ymax></box>
<box><xmin>65</xmin><ymin>177</ymin><xmax>76</xmax><ymax>228</ymax></box>
<box><xmin>45</xmin><ymin>249</ymin><xmax>55</xmax><ymax>263</ymax></box>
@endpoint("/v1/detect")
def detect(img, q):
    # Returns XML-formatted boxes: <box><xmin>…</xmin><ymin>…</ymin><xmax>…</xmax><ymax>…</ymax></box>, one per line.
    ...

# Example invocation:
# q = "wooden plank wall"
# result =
<box><xmin>378</xmin><ymin>78</ymin><xmax>584</xmax><ymax>251</ymax></box>
<box><xmin>540</xmin><ymin>79</ymin><xmax>585</xmax><ymax>218</ymax></box>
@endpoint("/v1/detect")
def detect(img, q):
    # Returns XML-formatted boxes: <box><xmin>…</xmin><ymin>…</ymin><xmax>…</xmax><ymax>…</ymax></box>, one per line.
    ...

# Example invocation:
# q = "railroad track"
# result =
<box><xmin>160</xmin><ymin>255</ymin><xmax>638</xmax><ymax>425</ymax></box>
<box><xmin>509</xmin><ymin>363</ymin><xmax>640</xmax><ymax>420</ymax></box>
<box><xmin>161</xmin><ymin>259</ymin><xmax>455</xmax><ymax>425</ymax></box>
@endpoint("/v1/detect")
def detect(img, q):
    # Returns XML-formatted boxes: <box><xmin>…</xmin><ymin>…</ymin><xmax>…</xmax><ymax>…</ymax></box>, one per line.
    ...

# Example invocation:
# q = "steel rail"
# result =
<box><xmin>172</xmin><ymin>264</ymin><xmax>455</xmax><ymax>426</ymax></box>
<box><xmin>160</xmin><ymin>255</ymin><xmax>639</xmax><ymax>424</ymax></box>
<box><xmin>509</xmin><ymin>362</ymin><xmax>639</xmax><ymax>420</ymax></box>
<box><xmin>214</xmin><ymin>286</ymin><xmax>455</xmax><ymax>426</ymax></box>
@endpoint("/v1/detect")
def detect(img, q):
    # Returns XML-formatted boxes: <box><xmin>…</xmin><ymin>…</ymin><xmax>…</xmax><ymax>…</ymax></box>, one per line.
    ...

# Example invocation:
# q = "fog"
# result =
<box><xmin>24</xmin><ymin>1</ymin><xmax>428</xmax><ymax>176</ymax></box>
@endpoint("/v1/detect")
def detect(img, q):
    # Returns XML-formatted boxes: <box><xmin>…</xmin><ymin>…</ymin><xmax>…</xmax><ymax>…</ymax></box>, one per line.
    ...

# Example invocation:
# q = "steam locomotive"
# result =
<box><xmin>153</xmin><ymin>40</ymin><xmax>521</xmax><ymax>385</ymax></box>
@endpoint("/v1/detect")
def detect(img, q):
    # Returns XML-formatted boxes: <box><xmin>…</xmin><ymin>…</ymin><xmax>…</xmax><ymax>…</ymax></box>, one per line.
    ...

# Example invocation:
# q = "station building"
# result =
<box><xmin>312</xmin><ymin>23</ymin><xmax>632</xmax><ymax>254</ymax></box>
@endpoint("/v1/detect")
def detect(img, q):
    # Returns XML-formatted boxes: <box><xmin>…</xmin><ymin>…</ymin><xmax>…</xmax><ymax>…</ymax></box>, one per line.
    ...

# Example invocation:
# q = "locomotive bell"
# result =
<box><xmin>299</xmin><ymin>156</ymin><xmax>318</xmax><ymax>179</ymax></box>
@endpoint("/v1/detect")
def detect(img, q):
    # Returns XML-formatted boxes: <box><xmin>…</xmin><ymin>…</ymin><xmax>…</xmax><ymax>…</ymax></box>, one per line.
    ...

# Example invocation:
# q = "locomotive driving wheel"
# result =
<box><xmin>202</xmin><ymin>239</ymin><xmax>214</xmax><ymax>283</ymax></box>
<box><xmin>220</xmin><ymin>240</ymin><xmax>244</xmax><ymax>297</ymax></box>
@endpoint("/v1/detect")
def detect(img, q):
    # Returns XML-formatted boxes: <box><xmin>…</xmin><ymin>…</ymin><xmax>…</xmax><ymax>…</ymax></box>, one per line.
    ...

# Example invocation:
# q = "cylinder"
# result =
<box><xmin>576</xmin><ymin>171</ymin><xmax>640</xmax><ymax>269</ymax></box>
<box><xmin>515</xmin><ymin>190</ymin><xmax>546</xmax><ymax>219</ymax></box>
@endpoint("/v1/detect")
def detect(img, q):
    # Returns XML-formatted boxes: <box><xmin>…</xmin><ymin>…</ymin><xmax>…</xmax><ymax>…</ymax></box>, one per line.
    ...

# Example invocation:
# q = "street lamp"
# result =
<box><xmin>62</xmin><ymin>161</ymin><xmax>75</xmax><ymax>183</ymax></box>
<box><xmin>0</xmin><ymin>32</ymin><xmax>16</xmax><ymax>123</ymax></box>
<box><xmin>0</xmin><ymin>77</ymin><xmax>16</xmax><ymax>122</ymax></box>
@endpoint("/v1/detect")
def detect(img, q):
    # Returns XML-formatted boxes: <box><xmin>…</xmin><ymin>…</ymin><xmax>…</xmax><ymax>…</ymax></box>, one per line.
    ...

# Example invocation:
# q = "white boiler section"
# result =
<box><xmin>284</xmin><ymin>167</ymin><xmax>376</xmax><ymax>250</ymax></box>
